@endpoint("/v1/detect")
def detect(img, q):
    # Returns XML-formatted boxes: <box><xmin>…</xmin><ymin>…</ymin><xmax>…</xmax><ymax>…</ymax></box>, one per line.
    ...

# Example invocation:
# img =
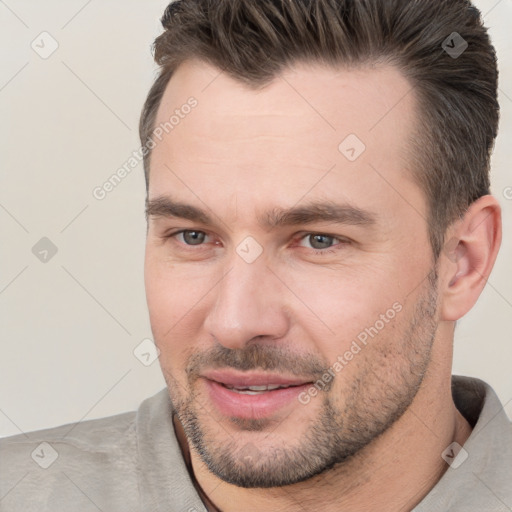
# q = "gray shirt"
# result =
<box><xmin>1</xmin><ymin>376</ymin><xmax>510</xmax><ymax>511</ymax></box>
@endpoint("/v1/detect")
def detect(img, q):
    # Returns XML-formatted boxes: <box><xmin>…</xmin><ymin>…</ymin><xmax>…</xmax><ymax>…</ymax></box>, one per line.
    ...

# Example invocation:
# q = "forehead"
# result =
<box><xmin>155</xmin><ymin>59</ymin><xmax>416</xmax><ymax>129</ymax></box>
<box><xmin>148</xmin><ymin>59</ymin><xmax>425</xmax><ymax>225</ymax></box>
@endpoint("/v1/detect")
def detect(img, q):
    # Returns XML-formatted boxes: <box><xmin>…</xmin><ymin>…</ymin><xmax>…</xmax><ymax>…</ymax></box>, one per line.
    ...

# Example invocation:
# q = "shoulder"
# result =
<box><xmin>0</xmin><ymin>391</ymin><xmax>172</xmax><ymax>512</ymax></box>
<box><xmin>0</xmin><ymin>408</ymin><xmax>138</xmax><ymax>465</ymax></box>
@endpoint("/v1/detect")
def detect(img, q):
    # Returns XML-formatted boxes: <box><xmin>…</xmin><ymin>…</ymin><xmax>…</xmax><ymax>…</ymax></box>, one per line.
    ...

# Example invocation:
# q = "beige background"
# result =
<box><xmin>1</xmin><ymin>0</ymin><xmax>511</xmax><ymax>438</ymax></box>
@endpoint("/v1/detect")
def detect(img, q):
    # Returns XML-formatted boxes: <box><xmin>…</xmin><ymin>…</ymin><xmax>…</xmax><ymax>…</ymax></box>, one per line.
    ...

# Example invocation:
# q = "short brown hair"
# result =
<box><xmin>139</xmin><ymin>0</ymin><xmax>499</xmax><ymax>258</ymax></box>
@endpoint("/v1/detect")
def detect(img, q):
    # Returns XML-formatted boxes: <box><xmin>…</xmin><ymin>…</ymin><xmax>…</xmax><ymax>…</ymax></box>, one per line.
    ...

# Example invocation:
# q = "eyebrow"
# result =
<box><xmin>146</xmin><ymin>195</ymin><xmax>377</xmax><ymax>229</ymax></box>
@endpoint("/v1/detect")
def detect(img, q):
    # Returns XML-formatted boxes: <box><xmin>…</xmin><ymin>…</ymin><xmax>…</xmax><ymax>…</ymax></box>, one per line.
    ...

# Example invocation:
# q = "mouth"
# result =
<box><xmin>201</xmin><ymin>370</ymin><xmax>314</xmax><ymax>420</ymax></box>
<box><xmin>219</xmin><ymin>383</ymin><xmax>302</xmax><ymax>395</ymax></box>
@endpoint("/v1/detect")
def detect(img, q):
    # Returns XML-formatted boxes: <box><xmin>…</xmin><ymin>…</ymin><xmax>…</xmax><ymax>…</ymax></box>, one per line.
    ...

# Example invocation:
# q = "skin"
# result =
<box><xmin>144</xmin><ymin>60</ymin><xmax>502</xmax><ymax>511</ymax></box>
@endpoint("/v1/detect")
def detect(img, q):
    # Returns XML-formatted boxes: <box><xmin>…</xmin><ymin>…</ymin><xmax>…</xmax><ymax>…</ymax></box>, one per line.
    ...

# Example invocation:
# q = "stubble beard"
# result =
<box><xmin>164</xmin><ymin>269</ymin><xmax>439</xmax><ymax>488</ymax></box>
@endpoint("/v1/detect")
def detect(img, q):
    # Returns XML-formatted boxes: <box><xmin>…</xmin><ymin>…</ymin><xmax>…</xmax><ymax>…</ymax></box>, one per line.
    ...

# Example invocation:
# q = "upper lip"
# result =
<box><xmin>202</xmin><ymin>369</ymin><xmax>312</xmax><ymax>388</ymax></box>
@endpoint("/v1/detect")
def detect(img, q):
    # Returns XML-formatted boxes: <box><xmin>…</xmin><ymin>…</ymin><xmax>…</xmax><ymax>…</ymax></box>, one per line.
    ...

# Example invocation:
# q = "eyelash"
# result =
<box><xmin>165</xmin><ymin>230</ymin><xmax>348</xmax><ymax>256</ymax></box>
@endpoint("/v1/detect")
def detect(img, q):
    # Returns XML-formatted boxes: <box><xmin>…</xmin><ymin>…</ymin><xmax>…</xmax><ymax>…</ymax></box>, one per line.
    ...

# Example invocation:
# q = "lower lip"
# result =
<box><xmin>204</xmin><ymin>378</ymin><xmax>311</xmax><ymax>419</ymax></box>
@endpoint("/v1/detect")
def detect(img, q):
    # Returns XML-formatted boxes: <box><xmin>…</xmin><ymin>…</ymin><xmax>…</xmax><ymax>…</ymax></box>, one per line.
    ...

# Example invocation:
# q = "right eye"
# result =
<box><xmin>174</xmin><ymin>230</ymin><xmax>209</xmax><ymax>246</ymax></box>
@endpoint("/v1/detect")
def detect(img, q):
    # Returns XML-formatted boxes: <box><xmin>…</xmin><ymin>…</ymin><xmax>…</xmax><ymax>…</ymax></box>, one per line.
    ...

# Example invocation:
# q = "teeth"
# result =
<box><xmin>226</xmin><ymin>384</ymin><xmax>290</xmax><ymax>393</ymax></box>
<box><xmin>247</xmin><ymin>385</ymin><xmax>281</xmax><ymax>391</ymax></box>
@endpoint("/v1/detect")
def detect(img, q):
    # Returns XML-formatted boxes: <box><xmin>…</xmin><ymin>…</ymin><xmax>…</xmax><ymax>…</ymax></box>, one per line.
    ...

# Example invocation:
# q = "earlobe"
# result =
<box><xmin>440</xmin><ymin>196</ymin><xmax>502</xmax><ymax>321</ymax></box>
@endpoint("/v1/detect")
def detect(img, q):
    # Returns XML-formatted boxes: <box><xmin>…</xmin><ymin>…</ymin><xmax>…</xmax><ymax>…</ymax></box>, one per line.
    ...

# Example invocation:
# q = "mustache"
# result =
<box><xmin>186</xmin><ymin>343</ymin><xmax>328</xmax><ymax>380</ymax></box>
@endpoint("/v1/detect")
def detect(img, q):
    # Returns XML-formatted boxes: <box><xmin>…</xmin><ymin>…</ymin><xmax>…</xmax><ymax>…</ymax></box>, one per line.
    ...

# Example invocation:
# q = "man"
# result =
<box><xmin>1</xmin><ymin>0</ymin><xmax>510</xmax><ymax>511</ymax></box>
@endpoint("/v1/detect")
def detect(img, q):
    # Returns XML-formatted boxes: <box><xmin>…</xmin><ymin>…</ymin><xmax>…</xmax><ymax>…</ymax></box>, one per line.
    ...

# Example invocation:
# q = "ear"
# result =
<box><xmin>440</xmin><ymin>195</ymin><xmax>502</xmax><ymax>321</ymax></box>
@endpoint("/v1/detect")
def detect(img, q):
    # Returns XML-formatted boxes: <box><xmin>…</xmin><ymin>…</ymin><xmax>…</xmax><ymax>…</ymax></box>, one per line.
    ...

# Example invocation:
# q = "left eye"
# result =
<box><xmin>299</xmin><ymin>234</ymin><xmax>340</xmax><ymax>250</ymax></box>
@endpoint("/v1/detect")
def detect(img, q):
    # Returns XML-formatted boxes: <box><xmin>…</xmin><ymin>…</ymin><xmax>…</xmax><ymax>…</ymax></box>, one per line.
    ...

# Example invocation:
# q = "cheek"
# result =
<box><xmin>145</xmin><ymin>275</ymin><xmax>192</xmax><ymax>382</ymax></box>
<box><xmin>145</xmin><ymin>252</ymin><xmax>201</xmax><ymax>319</ymax></box>
<box><xmin>282</xmin><ymin>264</ymin><xmax>403</xmax><ymax>342</ymax></box>
<box><xmin>144</xmin><ymin>256</ymin><xmax>215</xmax><ymax>363</ymax></box>
<box><xmin>285</xmin><ymin>276</ymin><xmax>411</xmax><ymax>386</ymax></box>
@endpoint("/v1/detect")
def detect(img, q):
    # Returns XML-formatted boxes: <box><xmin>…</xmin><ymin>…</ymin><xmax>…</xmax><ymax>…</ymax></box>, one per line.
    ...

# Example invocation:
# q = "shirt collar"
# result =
<box><xmin>414</xmin><ymin>375</ymin><xmax>512</xmax><ymax>511</ymax></box>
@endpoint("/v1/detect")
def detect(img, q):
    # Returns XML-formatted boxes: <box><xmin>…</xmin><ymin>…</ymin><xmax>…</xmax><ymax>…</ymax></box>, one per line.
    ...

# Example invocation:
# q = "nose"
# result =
<box><xmin>203</xmin><ymin>255</ymin><xmax>290</xmax><ymax>350</ymax></box>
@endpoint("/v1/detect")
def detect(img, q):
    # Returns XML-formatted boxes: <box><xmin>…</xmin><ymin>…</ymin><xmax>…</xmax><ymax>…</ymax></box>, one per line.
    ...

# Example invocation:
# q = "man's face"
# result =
<box><xmin>144</xmin><ymin>60</ymin><xmax>440</xmax><ymax>487</ymax></box>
